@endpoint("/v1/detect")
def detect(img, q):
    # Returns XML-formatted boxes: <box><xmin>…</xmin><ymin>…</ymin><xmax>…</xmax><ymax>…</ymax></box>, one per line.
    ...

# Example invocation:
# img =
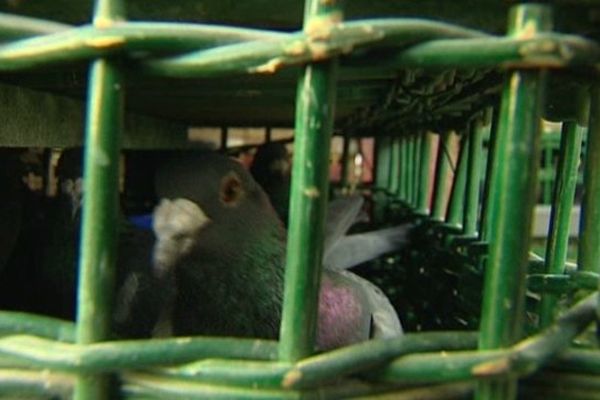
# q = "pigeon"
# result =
<box><xmin>36</xmin><ymin>148</ymin><xmax>85</xmax><ymax>318</ymax></box>
<box><xmin>145</xmin><ymin>151</ymin><xmax>405</xmax><ymax>349</ymax></box>
<box><xmin>249</xmin><ymin>142</ymin><xmax>291</xmax><ymax>224</ymax></box>
<box><xmin>0</xmin><ymin>149</ymin><xmax>24</xmax><ymax>274</ymax></box>
<box><xmin>29</xmin><ymin>148</ymin><xmax>162</xmax><ymax>332</ymax></box>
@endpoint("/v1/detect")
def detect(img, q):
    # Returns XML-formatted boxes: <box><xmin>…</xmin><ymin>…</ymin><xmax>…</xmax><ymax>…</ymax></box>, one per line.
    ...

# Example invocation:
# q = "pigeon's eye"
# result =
<box><xmin>220</xmin><ymin>172</ymin><xmax>244</xmax><ymax>206</ymax></box>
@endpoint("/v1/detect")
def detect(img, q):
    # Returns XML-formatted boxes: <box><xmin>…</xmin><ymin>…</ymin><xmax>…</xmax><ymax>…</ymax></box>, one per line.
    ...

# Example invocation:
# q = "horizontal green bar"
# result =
<box><xmin>159</xmin><ymin>360</ymin><xmax>291</xmax><ymax>388</ymax></box>
<box><xmin>124</xmin><ymin>371</ymin><xmax>299</xmax><ymax>400</ymax></box>
<box><xmin>0</xmin><ymin>332</ymin><xmax>477</xmax><ymax>389</ymax></box>
<box><xmin>0</xmin><ymin>12</ymin><xmax>69</xmax><ymax>40</ymax></box>
<box><xmin>372</xmin><ymin>33</ymin><xmax>600</xmax><ymax>68</ymax></box>
<box><xmin>4</xmin><ymin>347</ymin><xmax>600</xmax><ymax>399</ymax></box>
<box><xmin>352</xmin><ymin>382</ymin><xmax>475</xmax><ymax>400</ymax></box>
<box><xmin>528</xmin><ymin>271</ymin><xmax>599</xmax><ymax>293</ymax></box>
<box><xmin>142</xmin><ymin>19</ymin><xmax>484</xmax><ymax>78</ymax></box>
<box><xmin>284</xmin><ymin>332</ymin><xmax>477</xmax><ymax>389</ymax></box>
<box><xmin>123</xmin><ymin>372</ymin><xmax>395</xmax><ymax>400</ymax></box>
<box><xmin>0</xmin><ymin>368</ymin><xmax>74</xmax><ymax>399</ymax></box>
<box><xmin>0</xmin><ymin>335</ymin><xmax>278</xmax><ymax>373</ymax></box>
<box><xmin>0</xmin><ymin>289</ymin><xmax>596</xmax><ymax>393</ymax></box>
<box><xmin>0</xmin><ymin>312</ymin><xmax>75</xmax><ymax>342</ymax></box>
<box><xmin>0</xmin><ymin>18</ymin><xmax>596</xmax><ymax>76</ymax></box>
<box><xmin>146</xmin><ymin>32</ymin><xmax>599</xmax><ymax>78</ymax></box>
<box><xmin>122</xmin><ymin>371</ymin><xmax>395</xmax><ymax>400</ymax></box>
<box><xmin>377</xmin><ymin>292</ymin><xmax>598</xmax><ymax>384</ymax></box>
<box><xmin>0</xmin><ymin>21</ymin><xmax>286</xmax><ymax>70</ymax></box>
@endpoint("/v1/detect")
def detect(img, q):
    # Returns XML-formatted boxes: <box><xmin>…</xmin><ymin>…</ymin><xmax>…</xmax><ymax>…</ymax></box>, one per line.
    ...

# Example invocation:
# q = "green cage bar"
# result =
<box><xmin>479</xmin><ymin>107</ymin><xmax>500</xmax><ymax>242</ymax></box>
<box><xmin>477</xmin><ymin>4</ymin><xmax>550</xmax><ymax>400</ymax></box>
<box><xmin>74</xmin><ymin>0</ymin><xmax>125</xmax><ymax>399</ymax></box>
<box><xmin>416</xmin><ymin>134</ymin><xmax>426</xmax><ymax>209</ymax></box>
<box><xmin>411</xmin><ymin>134</ymin><xmax>422</xmax><ymax>208</ymax></box>
<box><xmin>402</xmin><ymin>136</ymin><xmax>411</xmax><ymax>203</ymax></box>
<box><xmin>463</xmin><ymin>118</ymin><xmax>486</xmax><ymax>237</ymax></box>
<box><xmin>407</xmin><ymin>135</ymin><xmax>417</xmax><ymax>207</ymax></box>
<box><xmin>407</xmin><ymin>136</ymin><xmax>415</xmax><ymax>206</ymax></box>
<box><xmin>430</xmin><ymin>131</ymin><xmax>452</xmax><ymax>221</ymax></box>
<box><xmin>373</xmin><ymin>137</ymin><xmax>393</xmax><ymax>221</ymax></box>
<box><xmin>278</xmin><ymin>0</ymin><xmax>341</xmax><ymax>362</ymax></box>
<box><xmin>578</xmin><ymin>85</ymin><xmax>600</xmax><ymax>274</ymax></box>
<box><xmin>540</xmin><ymin>121</ymin><xmax>585</xmax><ymax>327</ymax></box>
<box><xmin>445</xmin><ymin>133</ymin><xmax>469</xmax><ymax>228</ymax></box>
<box><xmin>416</xmin><ymin>132</ymin><xmax>433</xmax><ymax>215</ymax></box>
<box><xmin>542</xmin><ymin>138</ymin><xmax>554</xmax><ymax>204</ymax></box>
<box><xmin>374</xmin><ymin>137</ymin><xmax>393</xmax><ymax>192</ymax></box>
<box><xmin>389</xmin><ymin>138</ymin><xmax>402</xmax><ymax>198</ymax></box>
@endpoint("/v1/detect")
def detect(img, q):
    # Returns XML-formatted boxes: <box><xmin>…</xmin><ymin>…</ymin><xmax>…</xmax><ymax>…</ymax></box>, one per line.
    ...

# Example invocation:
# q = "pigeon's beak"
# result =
<box><xmin>152</xmin><ymin>198</ymin><xmax>211</xmax><ymax>277</ymax></box>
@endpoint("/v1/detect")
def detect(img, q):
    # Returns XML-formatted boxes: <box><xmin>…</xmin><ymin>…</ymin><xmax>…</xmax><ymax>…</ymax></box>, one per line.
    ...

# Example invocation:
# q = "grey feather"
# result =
<box><xmin>323</xmin><ymin>225</ymin><xmax>411</xmax><ymax>271</ymax></box>
<box><xmin>323</xmin><ymin>195</ymin><xmax>364</xmax><ymax>254</ymax></box>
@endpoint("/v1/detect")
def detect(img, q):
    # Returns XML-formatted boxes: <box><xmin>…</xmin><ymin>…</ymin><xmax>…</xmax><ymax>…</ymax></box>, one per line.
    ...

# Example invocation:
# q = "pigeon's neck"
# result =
<box><xmin>173</xmin><ymin>223</ymin><xmax>286</xmax><ymax>338</ymax></box>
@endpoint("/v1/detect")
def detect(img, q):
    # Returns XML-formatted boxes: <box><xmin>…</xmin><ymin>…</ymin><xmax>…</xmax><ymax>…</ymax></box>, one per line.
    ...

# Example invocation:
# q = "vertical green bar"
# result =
<box><xmin>399</xmin><ymin>137</ymin><xmax>409</xmax><ymax>201</ymax></box>
<box><xmin>74</xmin><ymin>1</ymin><xmax>124</xmax><ymax>399</ymax></box>
<box><xmin>543</xmin><ymin>145</ymin><xmax>553</xmax><ymax>204</ymax></box>
<box><xmin>480</xmin><ymin>107</ymin><xmax>500</xmax><ymax>241</ymax></box>
<box><xmin>431</xmin><ymin>131</ymin><xmax>452</xmax><ymax>221</ymax></box>
<box><xmin>412</xmin><ymin>134</ymin><xmax>423</xmax><ymax>207</ymax></box>
<box><xmin>540</xmin><ymin>121</ymin><xmax>585</xmax><ymax>327</ymax></box>
<box><xmin>374</xmin><ymin>137</ymin><xmax>392</xmax><ymax>190</ymax></box>
<box><xmin>410</xmin><ymin>136</ymin><xmax>419</xmax><ymax>207</ymax></box>
<box><xmin>416</xmin><ymin>132</ymin><xmax>433</xmax><ymax>214</ymax></box>
<box><xmin>477</xmin><ymin>5</ymin><xmax>550</xmax><ymax>400</ymax></box>
<box><xmin>463</xmin><ymin>119</ymin><xmax>486</xmax><ymax>236</ymax></box>
<box><xmin>389</xmin><ymin>138</ymin><xmax>401</xmax><ymax>197</ymax></box>
<box><xmin>445</xmin><ymin>134</ymin><xmax>469</xmax><ymax>228</ymax></box>
<box><xmin>404</xmin><ymin>136</ymin><xmax>413</xmax><ymax>206</ymax></box>
<box><xmin>279</xmin><ymin>0</ymin><xmax>341</xmax><ymax>362</ymax></box>
<box><xmin>578</xmin><ymin>86</ymin><xmax>600</xmax><ymax>274</ymax></box>
<box><xmin>374</xmin><ymin>137</ymin><xmax>392</xmax><ymax>221</ymax></box>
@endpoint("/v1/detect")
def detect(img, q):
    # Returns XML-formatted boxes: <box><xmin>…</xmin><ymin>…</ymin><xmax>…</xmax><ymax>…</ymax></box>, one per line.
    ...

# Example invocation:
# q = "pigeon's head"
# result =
<box><xmin>152</xmin><ymin>152</ymin><xmax>282</xmax><ymax>275</ymax></box>
<box><xmin>250</xmin><ymin>142</ymin><xmax>291</xmax><ymax>181</ymax></box>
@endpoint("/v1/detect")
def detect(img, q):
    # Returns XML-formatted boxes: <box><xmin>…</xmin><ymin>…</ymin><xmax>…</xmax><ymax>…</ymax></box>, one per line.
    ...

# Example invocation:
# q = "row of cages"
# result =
<box><xmin>0</xmin><ymin>0</ymin><xmax>599</xmax><ymax>399</ymax></box>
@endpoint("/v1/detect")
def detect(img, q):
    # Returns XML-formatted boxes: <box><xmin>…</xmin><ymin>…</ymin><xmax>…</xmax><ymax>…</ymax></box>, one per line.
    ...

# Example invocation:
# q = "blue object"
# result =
<box><xmin>128</xmin><ymin>214</ymin><xmax>153</xmax><ymax>230</ymax></box>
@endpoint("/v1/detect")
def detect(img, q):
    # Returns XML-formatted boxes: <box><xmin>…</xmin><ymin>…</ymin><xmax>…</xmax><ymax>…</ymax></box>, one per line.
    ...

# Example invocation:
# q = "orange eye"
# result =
<box><xmin>220</xmin><ymin>172</ymin><xmax>244</xmax><ymax>206</ymax></box>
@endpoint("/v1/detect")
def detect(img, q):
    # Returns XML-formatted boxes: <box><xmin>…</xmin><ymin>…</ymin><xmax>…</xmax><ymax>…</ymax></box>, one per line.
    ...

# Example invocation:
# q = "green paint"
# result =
<box><xmin>278</xmin><ymin>0</ymin><xmax>340</xmax><ymax>362</ymax></box>
<box><xmin>477</xmin><ymin>4</ymin><xmax>551</xmax><ymax>400</ymax></box>
<box><xmin>416</xmin><ymin>133</ymin><xmax>433</xmax><ymax>214</ymax></box>
<box><xmin>540</xmin><ymin>121</ymin><xmax>585</xmax><ymax>326</ymax></box>
<box><xmin>463</xmin><ymin>119</ymin><xmax>486</xmax><ymax>236</ymax></box>
<box><xmin>74</xmin><ymin>1</ymin><xmax>125</xmax><ymax>399</ymax></box>
<box><xmin>578</xmin><ymin>86</ymin><xmax>600</xmax><ymax>274</ymax></box>
<box><xmin>430</xmin><ymin>132</ymin><xmax>452</xmax><ymax>221</ymax></box>
<box><xmin>445</xmin><ymin>134</ymin><xmax>468</xmax><ymax>228</ymax></box>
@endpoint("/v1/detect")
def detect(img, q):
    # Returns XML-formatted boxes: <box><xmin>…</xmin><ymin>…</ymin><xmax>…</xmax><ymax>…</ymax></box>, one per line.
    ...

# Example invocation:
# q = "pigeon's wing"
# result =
<box><xmin>323</xmin><ymin>195</ymin><xmax>364</xmax><ymax>258</ymax></box>
<box><xmin>324</xmin><ymin>224</ymin><xmax>410</xmax><ymax>270</ymax></box>
<box><xmin>317</xmin><ymin>269</ymin><xmax>402</xmax><ymax>349</ymax></box>
<box><xmin>317</xmin><ymin>270</ymin><xmax>372</xmax><ymax>350</ymax></box>
<box><xmin>337</xmin><ymin>270</ymin><xmax>403</xmax><ymax>338</ymax></box>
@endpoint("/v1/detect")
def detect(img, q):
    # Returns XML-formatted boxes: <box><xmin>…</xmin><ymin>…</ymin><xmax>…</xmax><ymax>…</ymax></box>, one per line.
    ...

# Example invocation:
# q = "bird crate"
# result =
<box><xmin>0</xmin><ymin>0</ymin><xmax>599</xmax><ymax>399</ymax></box>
